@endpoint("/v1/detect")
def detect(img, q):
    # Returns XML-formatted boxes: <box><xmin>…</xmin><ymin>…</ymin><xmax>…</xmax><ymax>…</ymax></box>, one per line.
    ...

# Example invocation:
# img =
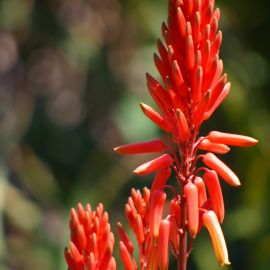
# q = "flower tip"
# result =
<box><xmin>113</xmin><ymin>146</ymin><xmax>121</xmax><ymax>153</ymax></box>
<box><xmin>219</xmin><ymin>260</ymin><xmax>231</xmax><ymax>266</ymax></box>
<box><xmin>250</xmin><ymin>138</ymin><xmax>259</xmax><ymax>146</ymax></box>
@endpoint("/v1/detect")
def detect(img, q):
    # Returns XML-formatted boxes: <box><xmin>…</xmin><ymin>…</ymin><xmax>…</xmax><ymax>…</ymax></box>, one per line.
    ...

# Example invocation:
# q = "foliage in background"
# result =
<box><xmin>0</xmin><ymin>0</ymin><xmax>268</xmax><ymax>269</ymax></box>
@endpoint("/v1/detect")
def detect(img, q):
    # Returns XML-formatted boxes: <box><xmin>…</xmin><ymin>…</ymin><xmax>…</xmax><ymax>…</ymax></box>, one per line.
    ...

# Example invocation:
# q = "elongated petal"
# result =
<box><xmin>202</xmin><ymin>153</ymin><xmax>241</xmax><ymax>186</ymax></box>
<box><xmin>146</xmin><ymin>73</ymin><xmax>173</xmax><ymax>108</ymax></box>
<box><xmin>177</xmin><ymin>7</ymin><xmax>186</xmax><ymax>37</ymax></box>
<box><xmin>151</xmin><ymin>168</ymin><xmax>171</xmax><ymax>193</ymax></box>
<box><xmin>114</xmin><ymin>139</ymin><xmax>166</xmax><ymax>155</ymax></box>
<box><xmin>99</xmin><ymin>242</ymin><xmax>113</xmax><ymax>270</ymax></box>
<box><xmin>176</xmin><ymin>109</ymin><xmax>190</xmax><ymax>141</ymax></box>
<box><xmin>135</xmin><ymin>215</ymin><xmax>145</xmax><ymax>244</ymax></box>
<box><xmin>192</xmin><ymin>66</ymin><xmax>203</xmax><ymax>103</ymax></box>
<box><xmin>203</xmin><ymin>211</ymin><xmax>231</xmax><ymax>266</ymax></box>
<box><xmin>119</xmin><ymin>241</ymin><xmax>136</xmax><ymax>270</ymax></box>
<box><xmin>186</xmin><ymin>35</ymin><xmax>195</xmax><ymax>70</ymax></box>
<box><xmin>69</xmin><ymin>242</ymin><xmax>84</xmax><ymax>269</ymax></box>
<box><xmin>149</xmin><ymin>189</ymin><xmax>166</xmax><ymax>239</ymax></box>
<box><xmin>184</xmin><ymin>182</ymin><xmax>199</xmax><ymax>238</ymax></box>
<box><xmin>193</xmin><ymin>90</ymin><xmax>211</xmax><ymax>125</ymax></box>
<box><xmin>172</xmin><ymin>60</ymin><xmax>186</xmax><ymax>97</ymax></box>
<box><xmin>198</xmin><ymin>139</ymin><xmax>230</xmax><ymax>154</ymax></box>
<box><xmin>158</xmin><ymin>220</ymin><xmax>170</xmax><ymax>270</ymax></box>
<box><xmin>207</xmin><ymin>131</ymin><xmax>258</xmax><ymax>147</ymax></box>
<box><xmin>117</xmin><ymin>222</ymin><xmax>134</xmax><ymax>254</ymax></box>
<box><xmin>194</xmin><ymin>177</ymin><xmax>207</xmax><ymax>207</ymax></box>
<box><xmin>204</xmin><ymin>82</ymin><xmax>230</xmax><ymax>120</ymax></box>
<box><xmin>140</xmin><ymin>103</ymin><xmax>173</xmax><ymax>132</ymax></box>
<box><xmin>133</xmin><ymin>154</ymin><xmax>174</xmax><ymax>176</ymax></box>
<box><xmin>109</xmin><ymin>257</ymin><xmax>116</xmax><ymax>270</ymax></box>
<box><xmin>203</xmin><ymin>170</ymin><xmax>225</xmax><ymax>223</ymax></box>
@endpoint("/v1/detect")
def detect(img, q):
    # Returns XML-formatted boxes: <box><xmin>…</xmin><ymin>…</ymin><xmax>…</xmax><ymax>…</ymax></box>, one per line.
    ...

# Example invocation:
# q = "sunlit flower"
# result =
<box><xmin>115</xmin><ymin>0</ymin><xmax>257</xmax><ymax>267</ymax></box>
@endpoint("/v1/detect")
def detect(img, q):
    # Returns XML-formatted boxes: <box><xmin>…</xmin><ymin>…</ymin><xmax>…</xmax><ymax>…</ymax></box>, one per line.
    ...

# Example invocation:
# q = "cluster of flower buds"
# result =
<box><xmin>65</xmin><ymin>0</ymin><xmax>257</xmax><ymax>269</ymax></box>
<box><xmin>64</xmin><ymin>203</ymin><xmax>116</xmax><ymax>270</ymax></box>
<box><xmin>114</xmin><ymin>0</ymin><xmax>258</xmax><ymax>268</ymax></box>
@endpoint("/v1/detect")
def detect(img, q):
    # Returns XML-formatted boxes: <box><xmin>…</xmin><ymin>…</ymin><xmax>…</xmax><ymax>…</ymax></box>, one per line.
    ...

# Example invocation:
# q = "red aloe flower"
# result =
<box><xmin>115</xmin><ymin>0</ymin><xmax>258</xmax><ymax>268</ymax></box>
<box><xmin>64</xmin><ymin>203</ymin><xmax>116</xmax><ymax>270</ymax></box>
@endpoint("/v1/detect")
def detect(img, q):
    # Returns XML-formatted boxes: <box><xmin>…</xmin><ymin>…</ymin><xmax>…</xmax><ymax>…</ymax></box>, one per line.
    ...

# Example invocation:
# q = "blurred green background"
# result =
<box><xmin>0</xmin><ymin>0</ymin><xmax>268</xmax><ymax>269</ymax></box>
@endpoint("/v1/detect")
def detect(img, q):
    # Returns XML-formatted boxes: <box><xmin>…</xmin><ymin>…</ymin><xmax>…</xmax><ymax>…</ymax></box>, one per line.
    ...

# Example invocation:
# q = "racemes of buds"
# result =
<box><xmin>65</xmin><ymin>0</ymin><xmax>257</xmax><ymax>269</ymax></box>
<box><xmin>64</xmin><ymin>203</ymin><xmax>116</xmax><ymax>270</ymax></box>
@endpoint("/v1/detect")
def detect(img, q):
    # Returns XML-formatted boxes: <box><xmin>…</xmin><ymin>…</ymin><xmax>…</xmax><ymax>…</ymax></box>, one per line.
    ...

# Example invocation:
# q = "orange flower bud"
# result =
<box><xmin>194</xmin><ymin>177</ymin><xmax>207</xmax><ymax>207</ymax></box>
<box><xmin>203</xmin><ymin>152</ymin><xmax>241</xmax><ymax>186</ymax></box>
<box><xmin>198</xmin><ymin>139</ymin><xmax>230</xmax><ymax>154</ymax></box>
<box><xmin>140</xmin><ymin>103</ymin><xmax>173</xmax><ymax>132</ymax></box>
<box><xmin>204</xmin><ymin>82</ymin><xmax>230</xmax><ymax>120</ymax></box>
<box><xmin>114</xmin><ymin>139</ymin><xmax>166</xmax><ymax>155</ymax></box>
<box><xmin>203</xmin><ymin>211</ymin><xmax>231</xmax><ymax>266</ymax></box>
<box><xmin>192</xmin><ymin>66</ymin><xmax>203</xmax><ymax>103</ymax></box>
<box><xmin>186</xmin><ymin>35</ymin><xmax>195</xmax><ymax>70</ymax></box>
<box><xmin>207</xmin><ymin>131</ymin><xmax>258</xmax><ymax>147</ymax></box>
<box><xmin>146</xmin><ymin>73</ymin><xmax>173</xmax><ymax>109</ymax></box>
<box><xmin>193</xmin><ymin>90</ymin><xmax>211</xmax><ymax>125</ymax></box>
<box><xmin>176</xmin><ymin>109</ymin><xmax>190</xmax><ymax>141</ymax></box>
<box><xmin>119</xmin><ymin>241</ymin><xmax>136</xmax><ymax>270</ymax></box>
<box><xmin>203</xmin><ymin>170</ymin><xmax>224</xmax><ymax>223</ymax></box>
<box><xmin>184</xmin><ymin>182</ymin><xmax>199</xmax><ymax>238</ymax></box>
<box><xmin>149</xmin><ymin>189</ymin><xmax>166</xmax><ymax>240</ymax></box>
<box><xmin>172</xmin><ymin>60</ymin><xmax>186</xmax><ymax>98</ymax></box>
<box><xmin>99</xmin><ymin>242</ymin><xmax>113</xmax><ymax>270</ymax></box>
<box><xmin>117</xmin><ymin>222</ymin><xmax>134</xmax><ymax>254</ymax></box>
<box><xmin>151</xmin><ymin>168</ymin><xmax>171</xmax><ymax>194</ymax></box>
<box><xmin>158</xmin><ymin>220</ymin><xmax>170</xmax><ymax>270</ymax></box>
<box><xmin>133</xmin><ymin>154</ymin><xmax>174</xmax><ymax>176</ymax></box>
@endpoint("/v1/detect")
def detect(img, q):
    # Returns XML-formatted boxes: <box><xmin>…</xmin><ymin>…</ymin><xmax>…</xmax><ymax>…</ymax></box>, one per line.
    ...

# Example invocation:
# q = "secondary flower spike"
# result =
<box><xmin>64</xmin><ymin>203</ymin><xmax>116</xmax><ymax>270</ymax></box>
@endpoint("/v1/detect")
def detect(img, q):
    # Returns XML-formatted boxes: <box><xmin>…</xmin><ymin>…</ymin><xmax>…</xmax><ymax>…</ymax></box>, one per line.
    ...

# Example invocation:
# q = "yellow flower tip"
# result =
<box><xmin>203</xmin><ymin>211</ymin><xmax>230</xmax><ymax>267</ymax></box>
<box><xmin>219</xmin><ymin>260</ymin><xmax>231</xmax><ymax>267</ymax></box>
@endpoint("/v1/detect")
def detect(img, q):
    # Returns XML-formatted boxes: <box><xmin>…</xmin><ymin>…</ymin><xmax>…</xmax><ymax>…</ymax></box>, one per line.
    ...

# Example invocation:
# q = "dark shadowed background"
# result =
<box><xmin>0</xmin><ymin>0</ymin><xmax>269</xmax><ymax>269</ymax></box>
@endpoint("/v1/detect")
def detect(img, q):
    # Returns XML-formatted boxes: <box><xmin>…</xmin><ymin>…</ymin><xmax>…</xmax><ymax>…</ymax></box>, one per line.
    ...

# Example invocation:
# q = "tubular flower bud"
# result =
<box><xmin>176</xmin><ymin>109</ymin><xmax>190</xmax><ymax>141</ymax></box>
<box><xmin>184</xmin><ymin>182</ymin><xmax>199</xmax><ymax>238</ymax></box>
<box><xmin>133</xmin><ymin>154</ymin><xmax>174</xmax><ymax>176</ymax></box>
<box><xmin>207</xmin><ymin>131</ymin><xmax>258</xmax><ymax>147</ymax></box>
<box><xmin>151</xmin><ymin>167</ymin><xmax>171</xmax><ymax>194</ymax></box>
<box><xmin>203</xmin><ymin>170</ymin><xmax>225</xmax><ymax>223</ymax></box>
<box><xmin>149</xmin><ymin>189</ymin><xmax>167</xmax><ymax>240</ymax></box>
<box><xmin>140</xmin><ymin>103</ymin><xmax>173</xmax><ymax>132</ymax></box>
<box><xmin>117</xmin><ymin>222</ymin><xmax>134</xmax><ymax>254</ymax></box>
<box><xmin>203</xmin><ymin>153</ymin><xmax>241</xmax><ymax>186</ymax></box>
<box><xmin>169</xmin><ymin>198</ymin><xmax>180</xmax><ymax>255</ymax></box>
<box><xmin>194</xmin><ymin>177</ymin><xmax>207</xmax><ymax>207</ymax></box>
<box><xmin>203</xmin><ymin>211</ymin><xmax>231</xmax><ymax>266</ymax></box>
<box><xmin>146</xmin><ymin>73</ymin><xmax>173</xmax><ymax>109</ymax></box>
<box><xmin>198</xmin><ymin>139</ymin><xmax>230</xmax><ymax>154</ymax></box>
<box><xmin>114</xmin><ymin>139</ymin><xmax>166</xmax><ymax>155</ymax></box>
<box><xmin>119</xmin><ymin>241</ymin><xmax>137</xmax><ymax>270</ymax></box>
<box><xmin>64</xmin><ymin>203</ymin><xmax>116</xmax><ymax>270</ymax></box>
<box><xmin>158</xmin><ymin>220</ymin><xmax>170</xmax><ymax>270</ymax></box>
